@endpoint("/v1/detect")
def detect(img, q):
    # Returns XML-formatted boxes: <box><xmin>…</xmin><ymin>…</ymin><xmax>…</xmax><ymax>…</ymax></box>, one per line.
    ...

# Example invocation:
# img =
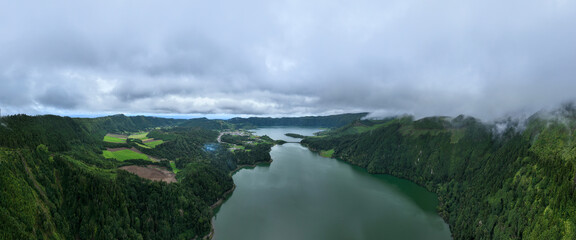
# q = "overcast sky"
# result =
<box><xmin>1</xmin><ymin>0</ymin><xmax>575</xmax><ymax>119</ymax></box>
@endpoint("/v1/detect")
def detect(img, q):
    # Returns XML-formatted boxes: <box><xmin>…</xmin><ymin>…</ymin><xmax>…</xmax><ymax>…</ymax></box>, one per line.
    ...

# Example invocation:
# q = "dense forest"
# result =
<box><xmin>0</xmin><ymin>112</ymin><xmax>365</xmax><ymax>239</ymax></box>
<box><xmin>177</xmin><ymin>118</ymin><xmax>233</xmax><ymax>130</ymax></box>
<box><xmin>0</xmin><ymin>115</ymin><xmax>229</xmax><ymax>239</ymax></box>
<box><xmin>12</xmin><ymin>109</ymin><xmax>576</xmax><ymax>239</ymax></box>
<box><xmin>302</xmin><ymin>107</ymin><xmax>576</xmax><ymax>239</ymax></box>
<box><xmin>219</xmin><ymin>134</ymin><xmax>275</xmax><ymax>165</ymax></box>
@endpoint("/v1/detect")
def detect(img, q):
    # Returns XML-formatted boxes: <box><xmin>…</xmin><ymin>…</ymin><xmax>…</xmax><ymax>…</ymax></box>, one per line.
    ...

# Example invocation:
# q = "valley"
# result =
<box><xmin>1</xmin><ymin>111</ymin><xmax>576</xmax><ymax>239</ymax></box>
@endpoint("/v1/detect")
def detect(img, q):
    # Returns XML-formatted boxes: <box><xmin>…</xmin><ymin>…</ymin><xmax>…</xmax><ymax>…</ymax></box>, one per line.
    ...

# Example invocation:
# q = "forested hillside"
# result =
<box><xmin>1</xmin><ymin>112</ymin><xmax>360</xmax><ymax>239</ymax></box>
<box><xmin>0</xmin><ymin>114</ymin><xmax>229</xmax><ymax>239</ymax></box>
<box><xmin>178</xmin><ymin>118</ymin><xmax>233</xmax><ymax>130</ymax></box>
<box><xmin>302</xmin><ymin>111</ymin><xmax>576</xmax><ymax>239</ymax></box>
<box><xmin>7</xmin><ymin>110</ymin><xmax>575</xmax><ymax>239</ymax></box>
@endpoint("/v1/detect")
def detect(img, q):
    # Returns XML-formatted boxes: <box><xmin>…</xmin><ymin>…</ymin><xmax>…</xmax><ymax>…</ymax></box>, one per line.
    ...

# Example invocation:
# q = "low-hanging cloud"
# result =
<box><xmin>1</xmin><ymin>0</ymin><xmax>575</xmax><ymax>119</ymax></box>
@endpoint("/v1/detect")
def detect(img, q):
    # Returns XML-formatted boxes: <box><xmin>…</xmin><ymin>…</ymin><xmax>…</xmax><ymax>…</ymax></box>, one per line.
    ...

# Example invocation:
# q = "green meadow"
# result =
<box><xmin>102</xmin><ymin>149</ymin><xmax>149</xmax><ymax>161</ymax></box>
<box><xmin>145</xmin><ymin>140</ymin><xmax>164</xmax><ymax>148</ymax></box>
<box><xmin>135</xmin><ymin>143</ymin><xmax>151</xmax><ymax>149</ymax></box>
<box><xmin>319</xmin><ymin>149</ymin><xmax>334</xmax><ymax>158</ymax></box>
<box><xmin>103</xmin><ymin>132</ymin><xmax>164</xmax><ymax>148</ymax></box>
<box><xmin>170</xmin><ymin>161</ymin><xmax>180</xmax><ymax>173</ymax></box>
<box><xmin>103</xmin><ymin>135</ymin><xmax>126</xmax><ymax>143</ymax></box>
<box><xmin>129</xmin><ymin>132</ymin><xmax>148</xmax><ymax>140</ymax></box>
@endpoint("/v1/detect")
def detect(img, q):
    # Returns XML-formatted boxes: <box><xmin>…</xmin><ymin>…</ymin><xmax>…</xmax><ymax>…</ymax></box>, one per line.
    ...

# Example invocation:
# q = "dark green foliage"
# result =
<box><xmin>0</xmin><ymin>114</ymin><xmax>233</xmax><ymax>239</ymax></box>
<box><xmin>53</xmin><ymin>153</ymin><xmax>212</xmax><ymax>240</ymax></box>
<box><xmin>315</xmin><ymin>118</ymin><xmax>396</xmax><ymax>137</ymax></box>
<box><xmin>285</xmin><ymin>133</ymin><xmax>306</xmax><ymax>139</ymax></box>
<box><xmin>75</xmin><ymin>114</ymin><xmax>185</xmax><ymax>135</ymax></box>
<box><xmin>220</xmin><ymin>134</ymin><xmax>250</xmax><ymax>145</ymax></box>
<box><xmin>141</xmin><ymin>127</ymin><xmax>219</xmax><ymax>169</ymax></box>
<box><xmin>413</xmin><ymin>116</ymin><xmax>450</xmax><ymax>130</ymax></box>
<box><xmin>233</xmin><ymin>143</ymin><xmax>274</xmax><ymax>165</ymax></box>
<box><xmin>127</xmin><ymin>138</ymin><xmax>144</xmax><ymax>145</ymax></box>
<box><xmin>302</xmin><ymin>115</ymin><xmax>576</xmax><ymax>239</ymax></box>
<box><xmin>147</xmin><ymin>129</ymin><xmax>179</xmax><ymax>141</ymax></box>
<box><xmin>142</xmin><ymin>127</ymin><xmax>240</xmax><ymax>174</ymax></box>
<box><xmin>0</xmin><ymin>114</ymin><xmax>97</xmax><ymax>151</ymax></box>
<box><xmin>260</xmin><ymin>135</ymin><xmax>274</xmax><ymax>142</ymax></box>
<box><xmin>275</xmin><ymin>140</ymin><xmax>288</xmax><ymax>145</ymax></box>
<box><xmin>0</xmin><ymin>114</ymin><xmax>186</xmax><ymax>154</ymax></box>
<box><xmin>179</xmin><ymin>162</ymin><xmax>234</xmax><ymax>205</ymax></box>
<box><xmin>219</xmin><ymin>133</ymin><xmax>275</xmax><ymax>165</ymax></box>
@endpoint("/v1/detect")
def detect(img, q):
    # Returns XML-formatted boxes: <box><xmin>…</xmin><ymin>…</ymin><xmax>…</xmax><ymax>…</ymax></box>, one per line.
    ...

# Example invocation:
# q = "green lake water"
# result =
<box><xmin>212</xmin><ymin>127</ymin><xmax>452</xmax><ymax>240</ymax></box>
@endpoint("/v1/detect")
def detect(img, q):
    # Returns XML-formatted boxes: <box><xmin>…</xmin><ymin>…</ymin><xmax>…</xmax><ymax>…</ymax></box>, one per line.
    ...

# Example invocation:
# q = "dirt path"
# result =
<box><xmin>106</xmin><ymin>147</ymin><xmax>130</xmax><ymax>152</ymax></box>
<box><xmin>119</xmin><ymin>165</ymin><xmax>176</xmax><ymax>183</ymax></box>
<box><xmin>106</xmin><ymin>147</ymin><xmax>143</xmax><ymax>153</ymax></box>
<box><xmin>217</xmin><ymin>132</ymin><xmax>224</xmax><ymax>143</ymax></box>
<box><xmin>128</xmin><ymin>147</ymin><xmax>144</xmax><ymax>154</ymax></box>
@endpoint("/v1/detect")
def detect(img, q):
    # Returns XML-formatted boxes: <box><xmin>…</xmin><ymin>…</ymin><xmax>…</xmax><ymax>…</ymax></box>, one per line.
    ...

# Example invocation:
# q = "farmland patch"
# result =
<box><xmin>103</xmin><ymin>148</ymin><xmax>149</xmax><ymax>161</ymax></box>
<box><xmin>119</xmin><ymin>165</ymin><xmax>176</xmax><ymax>183</ymax></box>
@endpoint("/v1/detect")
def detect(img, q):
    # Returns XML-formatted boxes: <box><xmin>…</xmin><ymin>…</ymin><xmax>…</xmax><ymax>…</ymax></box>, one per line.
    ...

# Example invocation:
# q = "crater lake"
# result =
<box><xmin>212</xmin><ymin>127</ymin><xmax>451</xmax><ymax>240</ymax></box>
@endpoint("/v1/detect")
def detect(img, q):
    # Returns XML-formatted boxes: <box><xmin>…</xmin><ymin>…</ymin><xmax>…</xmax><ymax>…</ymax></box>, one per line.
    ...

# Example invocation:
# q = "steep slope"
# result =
<box><xmin>0</xmin><ymin>114</ymin><xmax>230</xmax><ymax>239</ymax></box>
<box><xmin>302</xmin><ymin>114</ymin><xmax>576</xmax><ymax>239</ymax></box>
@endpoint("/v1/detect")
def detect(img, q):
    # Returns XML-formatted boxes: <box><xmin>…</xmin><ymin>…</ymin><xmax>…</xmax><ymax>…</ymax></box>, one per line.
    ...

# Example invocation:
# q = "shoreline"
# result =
<box><xmin>229</xmin><ymin>159</ymin><xmax>273</xmax><ymax>176</ymax></box>
<box><xmin>210</xmin><ymin>184</ymin><xmax>237</xmax><ymax>209</ymax></box>
<box><xmin>201</xmin><ymin>184</ymin><xmax>236</xmax><ymax>240</ymax></box>
<box><xmin>205</xmin><ymin>142</ymin><xmax>452</xmax><ymax>239</ymax></box>
<box><xmin>301</xmin><ymin>143</ymin><xmax>453</xmax><ymax>238</ymax></box>
<box><xmin>201</xmin><ymin>159</ymin><xmax>274</xmax><ymax>240</ymax></box>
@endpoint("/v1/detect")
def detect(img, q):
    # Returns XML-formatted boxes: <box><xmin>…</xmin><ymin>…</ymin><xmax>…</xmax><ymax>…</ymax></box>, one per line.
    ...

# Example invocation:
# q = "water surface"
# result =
<box><xmin>213</xmin><ymin>127</ymin><xmax>451</xmax><ymax>240</ymax></box>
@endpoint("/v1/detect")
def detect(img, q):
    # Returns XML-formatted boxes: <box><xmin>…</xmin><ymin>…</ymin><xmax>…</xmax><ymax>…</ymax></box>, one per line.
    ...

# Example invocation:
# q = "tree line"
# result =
<box><xmin>0</xmin><ymin>114</ymin><xmax>232</xmax><ymax>239</ymax></box>
<box><xmin>302</xmin><ymin>114</ymin><xmax>576</xmax><ymax>239</ymax></box>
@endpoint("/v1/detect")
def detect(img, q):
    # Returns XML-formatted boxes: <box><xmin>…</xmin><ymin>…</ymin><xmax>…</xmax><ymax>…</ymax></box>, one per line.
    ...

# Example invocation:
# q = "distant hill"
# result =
<box><xmin>178</xmin><ymin>117</ymin><xmax>232</xmax><ymax>130</ymax></box>
<box><xmin>228</xmin><ymin>112</ymin><xmax>369</xmax><ymax>128</ymax></box>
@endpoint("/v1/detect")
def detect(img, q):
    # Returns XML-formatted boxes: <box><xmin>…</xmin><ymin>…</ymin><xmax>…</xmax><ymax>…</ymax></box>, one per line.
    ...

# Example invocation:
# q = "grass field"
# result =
<box><xmin>170</xmin><ymin>161</ymin><xmax>180</xmax><ymax>173</ymax></box>
<box><xmin>103</xmin><ymin>131</ymin><xmax>165</xmax><ymax>150</ymax></box>
<box><xmin>145</xmin><ymin>140</ymin><xmax>164</xmax><ymax>148</ymax></box>
<box><xmin>129</xmin><ymin>132</ymin><xmax>148</xmax><ymax>140</ymax></box>
<box><xmin>103</xmin><ymin>149</ymin><xmax>149</xmax><ymax>161</ymax></box>
<box><xmin>136</xmin><ymin>143</ymin><xmax>151</xmax><ymax>149</ymax></box>
<box><xmin>103</xmin><ymin>135</ymin><xmax>126</xmax><ymax>143</ymax></box>
<box><xmin>319</xmin><ymin>149</ymin><xmax>335</xmax><ymax>158</ymax></box>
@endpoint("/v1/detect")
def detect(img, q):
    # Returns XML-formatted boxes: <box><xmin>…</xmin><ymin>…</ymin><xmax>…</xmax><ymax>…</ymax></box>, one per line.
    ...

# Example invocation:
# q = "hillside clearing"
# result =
<box><xmin>103</xmin><ymin>134</ymin><xmax>127</xmax><ymax>143</ymax></box>
<box><xmin>103</xmin><ymin>148</ymin><xmax>149</xmax><ymax>161</ymax></box>
<box><xmin>119</xmin><ymin>165</ymin><xmax>176</xmax><ymax>183</ymax></box>
<box><xmin>144</xmin><ymin>139</ymin><xmax>164</xmax><ymax>148</ymax></box>
<box><xmin>128</xmin><ymin>132</ymin><xmax>148</xmax><ymax>140</ymax></box>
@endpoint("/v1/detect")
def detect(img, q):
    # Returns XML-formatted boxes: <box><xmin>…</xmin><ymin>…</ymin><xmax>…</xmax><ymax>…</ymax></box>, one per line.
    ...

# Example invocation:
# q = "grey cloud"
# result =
<box><xmin>37</xmin><ymin>87</ymin><xmax>82</xmax><ymax>109</ymax></box>
<box><xmin>0</xmin><ymin>68</ymin><xmax>33</xmax><ymax>106</ymax></box>
<box><xmin>1</xmin><ymin>0</ymin><xmax>575</xmax><ymax>119</ymax></box>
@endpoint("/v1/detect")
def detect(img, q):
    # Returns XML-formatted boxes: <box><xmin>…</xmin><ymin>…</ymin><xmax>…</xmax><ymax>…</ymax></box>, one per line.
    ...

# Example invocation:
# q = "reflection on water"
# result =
<box><xmin>213</xmin><ymin>127</ymin><xmax>451</xmax><ymax>240</ymax></box>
